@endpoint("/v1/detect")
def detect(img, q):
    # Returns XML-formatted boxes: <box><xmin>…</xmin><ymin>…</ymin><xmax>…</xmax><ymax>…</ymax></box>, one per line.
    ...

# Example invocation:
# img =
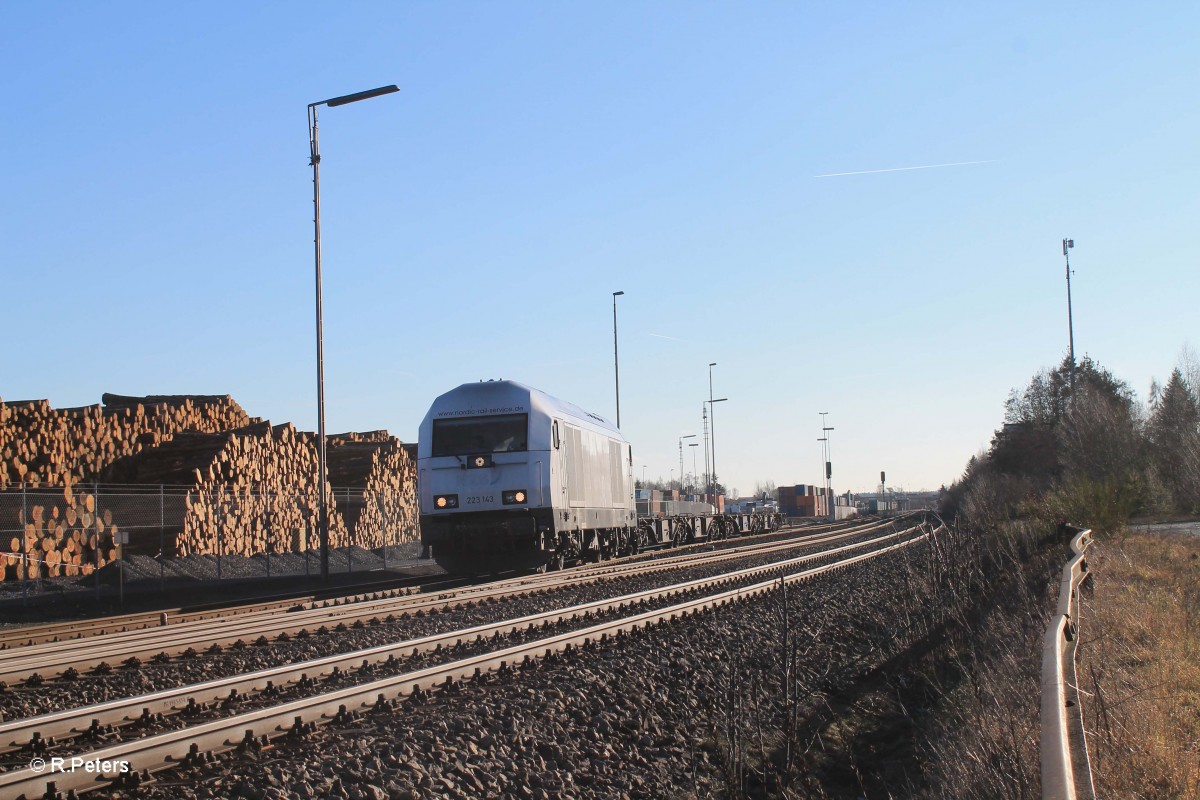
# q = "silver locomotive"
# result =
<box><xmin>417</xmin><ymin>380</ymin><xmax>636</xmax><ymax>573</ymax></box>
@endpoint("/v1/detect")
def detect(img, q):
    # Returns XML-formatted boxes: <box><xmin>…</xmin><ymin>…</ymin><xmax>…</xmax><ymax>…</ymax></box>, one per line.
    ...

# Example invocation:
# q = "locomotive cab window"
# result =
<box><xmin>432</xmin><ymin>414</ymin><xmax>529</xmax><ymax>456</ymax></box>
<box><xmin>553</xmin><ymin>420</ymin><xmax>560</xmax><ymax>449</ymax></box>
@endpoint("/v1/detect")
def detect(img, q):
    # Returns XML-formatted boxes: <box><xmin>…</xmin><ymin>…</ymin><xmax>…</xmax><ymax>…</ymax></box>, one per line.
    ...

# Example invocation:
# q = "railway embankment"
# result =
<box><xmin>934</xmin><ymin>350</ymin><xmax>1200</xmax><ymax>796</ymax></box>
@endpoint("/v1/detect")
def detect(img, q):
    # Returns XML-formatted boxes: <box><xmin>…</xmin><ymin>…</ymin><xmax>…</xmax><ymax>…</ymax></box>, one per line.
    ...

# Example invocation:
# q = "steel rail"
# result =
<box><xmin>0</xmin><ymin>571</ymin><xmax>477</xmax><ymax>649</ymax></box>
<box><xmin>1040</xmin><ymin>526</ymin><xmax>1096</xmax><ymax>800</ymax></box>
<box><xmin>0</xmin><ymin>524</ymin><xmax>924</xmax><ymax>757</ymax></box>
<box><xmin>0</xmin><ymin>521</ymin><xmax>896</xmax><ymax>683</ymax></box>
<box><xmin>0</xmin><ymin>597</ymin><xmax>317</xmax><ymax>650</ymax></box>
<box><xmin>0</xmin><ymin>572</ymin><xmax>488</xmax><ymax>650</ymax></box>
<box><xmin>0</xmin><ymin>527</ymin><xmax>933</xmax><ymax>798</ymax></box>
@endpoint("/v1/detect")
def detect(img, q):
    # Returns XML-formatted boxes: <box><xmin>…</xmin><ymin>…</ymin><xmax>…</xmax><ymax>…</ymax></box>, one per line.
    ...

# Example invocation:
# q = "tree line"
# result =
<box><xmin>941</xmin><ymin>349</ymin><xmax>1200</xmax><ymax>533</ymax></box>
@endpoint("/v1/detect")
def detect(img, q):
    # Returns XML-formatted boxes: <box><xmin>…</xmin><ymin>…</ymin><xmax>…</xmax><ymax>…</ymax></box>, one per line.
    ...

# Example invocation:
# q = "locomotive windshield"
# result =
<box><xmin>432</xmin><ymin>413</ymin><xmax>529</xmax><ymax>456</ymax></box>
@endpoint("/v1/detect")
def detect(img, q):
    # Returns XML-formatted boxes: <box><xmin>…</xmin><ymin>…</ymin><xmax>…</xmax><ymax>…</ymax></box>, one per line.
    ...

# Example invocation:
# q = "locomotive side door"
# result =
<box><xmin>560</xmin><ymin>422</ymin><xmax>585</xmax><ymax>513</ymax></box>
<box><xmin>552</xmin><ymin>419</ymin><xmax>566</xmax><ymax>510</ymax></box>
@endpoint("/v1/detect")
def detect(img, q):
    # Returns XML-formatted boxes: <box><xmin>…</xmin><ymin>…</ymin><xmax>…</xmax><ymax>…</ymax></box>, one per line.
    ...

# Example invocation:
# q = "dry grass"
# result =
<box><xmin>1082</xmin><ymin>530</ymin><xmax>1200</xmax><ymax>798</ymax></box>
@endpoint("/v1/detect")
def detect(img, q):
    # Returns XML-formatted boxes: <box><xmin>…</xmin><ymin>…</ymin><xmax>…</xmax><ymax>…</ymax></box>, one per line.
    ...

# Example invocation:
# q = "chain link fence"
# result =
<box><xmin>0</xmin><ymin>484</ymin><xmax>420</xmax><ymax>599</ymax></box>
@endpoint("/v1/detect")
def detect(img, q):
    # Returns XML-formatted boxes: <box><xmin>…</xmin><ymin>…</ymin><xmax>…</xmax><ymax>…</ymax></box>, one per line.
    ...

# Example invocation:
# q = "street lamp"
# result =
<box><xmin>678</xmin><ymin>434</ymin><xmax>696</xmax><ymax>490</ymax></box>
<box><xmin>1062</xmin><ymin>238</ymin><xmax>1076</xmax><ymax>393</ymax></box>
<box><xmin>706</xmin><ymin>396</ymin><xmax>727</xmax><ymax>496</ymax></box>
<box><xmin>308</xmin><ymin>83</ymin><xmax>398</xmax><ymax>581</ymax></box>
<box><xmin>613</xmin><ymin>291</ymin><xmax>624</xmax><ymax>428</ymax></box>
<box><xmin>707</xmin><ymin>362</ymin><xmax>718</xmax><ymax>495</ymax></box>
<box><xmin>689</xmin><ymin>442</ymin><xmax>699</xmax><ymax>495</ymax></box>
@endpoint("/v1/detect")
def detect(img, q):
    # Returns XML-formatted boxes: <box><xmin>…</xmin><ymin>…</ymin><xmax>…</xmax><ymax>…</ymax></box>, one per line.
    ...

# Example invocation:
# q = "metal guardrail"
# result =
<box><xmin>1040</xmin><ymin>526</ymin><xmax>1096</xmax><ymax>800</ymax></box>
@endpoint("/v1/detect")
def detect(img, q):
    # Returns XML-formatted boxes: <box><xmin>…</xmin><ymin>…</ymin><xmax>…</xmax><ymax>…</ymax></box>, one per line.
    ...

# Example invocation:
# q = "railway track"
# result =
<box><xmin>0</xmin><ymin>518</ymin><xmax>838</xmax><ymax>650</ymax></box>
<box><xmin>0</xmin><ymin>574</ymin><xmax>472</xmax><ymax>650</ymax></box>
<box><xmin>0</xmin><ymin>519</ymin><xmax>901</xmax><ymax>686</ymax></box>
<box><xmin>0</xmin><ymin>521</ymin><xmax>936</xmax><ymax>798</ymax></box>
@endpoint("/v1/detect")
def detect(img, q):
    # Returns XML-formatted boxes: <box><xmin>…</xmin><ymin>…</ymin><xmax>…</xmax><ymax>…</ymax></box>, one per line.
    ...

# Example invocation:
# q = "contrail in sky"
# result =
<box><xmin>648</xmin><ymin>333</ymin><xmax>688</xmax><ymax>343</ymax></box>
<box><xmin>813</xmin><ymin>159</ymin><xmax>993</xmax><ymax>178</ymax></box>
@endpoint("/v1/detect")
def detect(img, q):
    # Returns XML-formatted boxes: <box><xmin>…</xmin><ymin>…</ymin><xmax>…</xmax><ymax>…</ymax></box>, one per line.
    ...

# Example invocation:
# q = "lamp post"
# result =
<box><xmin>678</xmin><ymin>434</ymin><xmax>696</xmax><ymax>491</ymax></box>
<box><xmin>707</xmin><ymin>362</ymin><xmax>718</xmax><ymax>494</ymax></box>
<box><xmin>689</xmin><ymin>442</ymin><xmax>699</xmax><ymax>495</ymax></box>
<box><xmin>1062</xmin><ymin>238</ymin><xmax>1076</xmax><ymax>393</ymax></box>
<box><xmin>705</xmin><ymin>398</ymin><xmax>724</xmax><ymax>491</ymax></box>
<box><xmin>706</xmin><ymin>397</ymin><xmax>727</xmax><ymax>497</ymax></box>
<box><xmin>613</xmin><ymin>291</ymin><xmax>624</xmax><ymax>428</ymax></box>
<box><xmin>308</xmin><ymin>83</ymin><xmax>398</xmax><ymax>581</ymax></box>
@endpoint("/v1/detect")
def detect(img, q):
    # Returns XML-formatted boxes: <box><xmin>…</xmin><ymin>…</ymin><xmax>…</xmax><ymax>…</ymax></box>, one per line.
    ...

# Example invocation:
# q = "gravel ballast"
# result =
<box><xmin>76</xmin><ymin>530</ymin><xmax>948</xmax><ymax>799</ymax></box>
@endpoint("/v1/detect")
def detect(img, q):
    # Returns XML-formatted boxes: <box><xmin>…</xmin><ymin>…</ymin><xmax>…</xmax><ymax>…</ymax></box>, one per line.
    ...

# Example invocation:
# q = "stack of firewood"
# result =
<box><xmin>0</xmin><ymin>393</ymin><xmax>253</xmax><ymax>489</ymax></box>
<box><xmin>327</xmin><ymin>434</ymin><xmax>418</xmax><ymax>548</ymax></box>
<box><xmin>106</xmin><ymin>421</ymin><xmax>348</xmax><ymax>557</ymax></box>
<box><xmin>2</xmin><ymin>483</ymin><xmax>118</xmax><ymax>580</ymax></box>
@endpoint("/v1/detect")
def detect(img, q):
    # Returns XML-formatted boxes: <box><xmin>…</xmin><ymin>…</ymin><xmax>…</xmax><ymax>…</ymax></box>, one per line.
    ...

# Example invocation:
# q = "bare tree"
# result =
<box><xmin>753</xmin><ymin>479</ymin><xmax>777</xmax><ymax>500</ymax></box>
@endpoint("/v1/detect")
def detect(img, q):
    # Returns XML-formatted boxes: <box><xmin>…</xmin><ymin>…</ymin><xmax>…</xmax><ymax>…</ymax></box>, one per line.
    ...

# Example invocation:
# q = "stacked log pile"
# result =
<box><xmin>1</xmin><ymin>484</ymin><xmax>118</xmax><ymax>580</ymax></box>
<box><xmin>327</xmin><ymin>432</ymin><xmax>419</xmax><ymax>548</ymax></box>
<box><xmin>104</xmin><ymin>422</ymin><xmax>347</xmax><ymax>557</ymax></box>
<box><xmin>1</xmin><ymin>394</ymin><xmax>418</xmax><ymax>580</ymax></box>
<box><xmin>0</xmin><ymin>393</ymin><xmax>254</xmax><ymax>489</ymax></box>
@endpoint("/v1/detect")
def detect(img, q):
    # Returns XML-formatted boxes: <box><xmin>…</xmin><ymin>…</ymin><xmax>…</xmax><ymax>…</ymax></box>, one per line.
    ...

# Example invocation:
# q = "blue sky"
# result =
<box><xmin>2</xmin><ymin>3</ymin><xmax>1198</xmax><ymax>496</ymax></box>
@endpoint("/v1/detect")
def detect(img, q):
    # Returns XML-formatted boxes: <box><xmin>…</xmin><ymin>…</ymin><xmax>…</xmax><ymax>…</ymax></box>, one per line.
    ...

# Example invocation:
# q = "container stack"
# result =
<box><xmin>777</xmin><ymin>484</ymin><xmax>824</xmax><ymax>517</ymax></box>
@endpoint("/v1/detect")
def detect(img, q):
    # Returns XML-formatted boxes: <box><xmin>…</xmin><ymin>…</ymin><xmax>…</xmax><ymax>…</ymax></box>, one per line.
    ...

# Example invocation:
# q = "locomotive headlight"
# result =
<box><xmin>434</xmin><ymin>494</ymin><xmax>459</xmax><ymax>509</ymax></box>
<box><xmin>502</xmin><ymin>490</ymin><xmax>527</xmax><ymax>505</ymax></box>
